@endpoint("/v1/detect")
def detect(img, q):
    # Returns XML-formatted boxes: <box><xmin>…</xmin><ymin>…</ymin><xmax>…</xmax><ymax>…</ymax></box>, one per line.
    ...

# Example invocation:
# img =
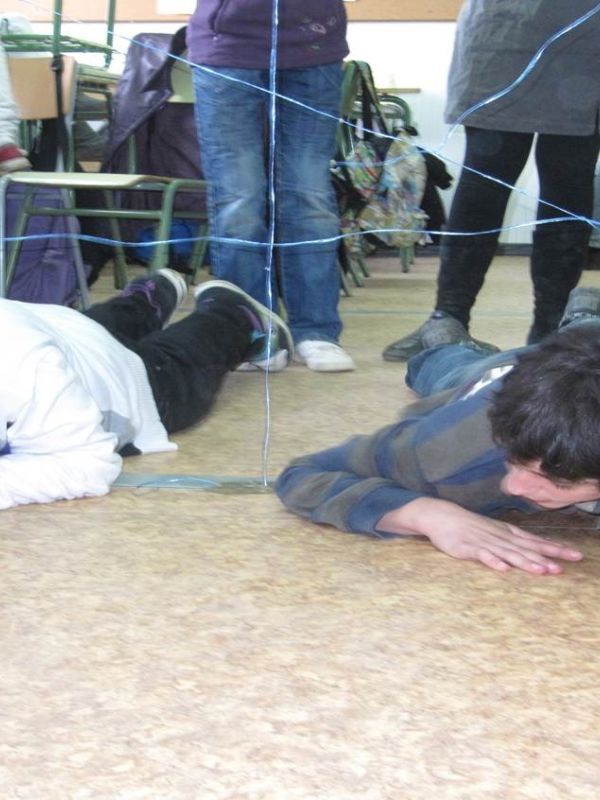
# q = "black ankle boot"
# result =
<box><xmin>382</xmin><ymin>235</ymin><xmax>499</xmax><ymax>362</ymax></box>
<box><xmin>528</xmin><ymin>225</ymin><xmax>591</xmax><ymax>344</ymax></box>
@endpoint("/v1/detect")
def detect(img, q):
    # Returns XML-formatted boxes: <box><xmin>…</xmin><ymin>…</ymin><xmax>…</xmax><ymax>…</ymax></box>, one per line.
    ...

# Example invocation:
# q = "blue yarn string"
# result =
<box><xmin>4</xmin><ymin>0</ymin><xmax>599</xmax><ymax>495</ymax></box>
<box><xmin>9</xmin><ymin>214</ymin><xmax>596</xmax><ymax>253</ymax></box>
<box><xmin>447</xmin><ymin>2</ymin><xmax>600</xmax><ymax>136</ymax></box>
<box><xmin>259</xmin><ymin>0</ymin><xmax>280</xmax><ymax>485</ymax></box>
<box><xmin>5</xmin><ymin>3</ymin><xmax>600</xmax><ymax>282</ymax></box>
<box><xmin>11</xmin><ymin>0</ymin><xmax>600</xmax><ymax>244</ymax></box>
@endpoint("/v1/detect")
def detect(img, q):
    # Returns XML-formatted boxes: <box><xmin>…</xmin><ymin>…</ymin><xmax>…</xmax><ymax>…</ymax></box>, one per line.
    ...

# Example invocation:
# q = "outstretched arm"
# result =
<box><xmin>276</xmin><ymin>426</ymin><xmax>583</xmax><ymax>574</ymax></box>
<box><xmin>377</xmin><ymin>498</ymin><xmax>583</xmax><ymax>574</ymax></box>
<box><xmin>276</xmin><ymin>425</ymin><xmax>424</xmax><ymax>536</ymax></box>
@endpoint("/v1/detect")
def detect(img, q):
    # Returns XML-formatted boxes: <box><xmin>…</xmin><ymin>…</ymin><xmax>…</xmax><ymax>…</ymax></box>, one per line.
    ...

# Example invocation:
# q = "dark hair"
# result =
<box><xmin>489</xmin><ymin>326</ymin><xmax>600</xmax><ymax>482</ymax></box>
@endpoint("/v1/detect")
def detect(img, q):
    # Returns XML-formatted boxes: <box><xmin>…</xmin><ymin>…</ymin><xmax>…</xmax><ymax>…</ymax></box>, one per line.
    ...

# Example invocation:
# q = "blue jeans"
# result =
<box><xmin>407</xmin><ymin>318</ymin><xmax>600</xmax><ymax>397</ymax></box>
<box><xmin>406</xmin><ymin>344</ymin><xmax>529</xmax><ymax>398</ymax></box>
<box><xmin>193</xmin><ymin>63</ymin><xmax>343</xmax><ymax>344</ymax></box>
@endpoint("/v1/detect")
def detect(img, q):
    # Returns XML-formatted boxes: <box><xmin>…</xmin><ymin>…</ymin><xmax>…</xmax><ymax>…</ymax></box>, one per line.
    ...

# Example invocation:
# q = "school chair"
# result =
<box><xmin>0</xmin><ymin>55</ymin><xmax>207</xmax><ymax>307</ymax></box>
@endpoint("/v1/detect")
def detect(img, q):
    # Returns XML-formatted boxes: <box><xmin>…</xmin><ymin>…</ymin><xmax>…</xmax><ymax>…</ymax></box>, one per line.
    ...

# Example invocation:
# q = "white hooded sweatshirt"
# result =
<box><xmin>0</xmin><ymin>298</ymin><xmax>176</xmax><ymax>510</ymax></box>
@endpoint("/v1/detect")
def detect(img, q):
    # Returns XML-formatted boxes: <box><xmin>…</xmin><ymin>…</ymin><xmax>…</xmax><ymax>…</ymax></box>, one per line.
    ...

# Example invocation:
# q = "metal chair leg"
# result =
<box><xmin>102</xmin><ymin>190</ymin><xmax>129</xmax><ymax>289</ymax></box>
<box><xmin>59</xmin><ymin>188</ymin><xmax>91</xmax><ymax>308</ymax></box>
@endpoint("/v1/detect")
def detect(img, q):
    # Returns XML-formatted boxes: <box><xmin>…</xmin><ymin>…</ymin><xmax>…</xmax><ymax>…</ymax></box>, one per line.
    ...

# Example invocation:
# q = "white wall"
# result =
<box><xmin>45</xmin><ymin>18</ymin><xmax>539</xmax><ymax>243</ymax></box>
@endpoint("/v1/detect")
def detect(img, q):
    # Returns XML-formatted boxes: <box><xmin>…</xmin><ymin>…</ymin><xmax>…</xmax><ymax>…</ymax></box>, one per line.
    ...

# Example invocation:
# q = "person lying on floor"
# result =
<box><xmin>276</xmin><ymin>287</ymin><xmax>600</xmax><ymax>575</ymax></box>
<box><xmin>0</xmin><ymin>270</ymin><xmax>292</xmax><ymax>509</ymax></box>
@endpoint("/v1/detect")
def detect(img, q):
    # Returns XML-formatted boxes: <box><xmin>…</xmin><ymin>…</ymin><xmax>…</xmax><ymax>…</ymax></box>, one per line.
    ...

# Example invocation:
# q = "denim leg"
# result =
<box><xmin>565</xmin><ymin>318</ymin><xmax>600</xmax><ymax>333</ymax></box>
<box><xmin>408</xmin><ymin>319</ymin><xmax>600</xmax><ymax>399</ymax></box>
<box><xmin>406</xmin><ymin>344</ymin><xmax>529</xmax><ymax>397</ymax></box>
<box><xmin>276</xmin><ymin>64</ymin><xmax>343</xmax><ymax>343</ymax></box>
<box><xmin>192</xmin><ymin>67</ymin><xmax>276</xmax><ymax>309</ymax></box>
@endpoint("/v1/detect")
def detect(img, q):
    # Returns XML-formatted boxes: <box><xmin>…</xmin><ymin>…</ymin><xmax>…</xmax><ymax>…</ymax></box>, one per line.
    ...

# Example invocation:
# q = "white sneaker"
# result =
<box><xmin>294</xmin><ymin>340</ymin><xmax>356</xmax><ymax>372</ymax></box>
<box><xmin>122</xmin><ymin>268</ymin><xmax>187</xmax><ymax>327</ymax></box>
<box><xmin>156</xmin><ymin>268</ymin><xmax>188</xmax><ymax>309</ymax></box>
<box><xmin>236</xmin><ymin>349</ymin><xmax>289</xmax><ymax>372</ymax></box>
<box><xmin>193</xmin><ymin>279</ymin><xmax>293</xmax><ymax>372</ymax></box>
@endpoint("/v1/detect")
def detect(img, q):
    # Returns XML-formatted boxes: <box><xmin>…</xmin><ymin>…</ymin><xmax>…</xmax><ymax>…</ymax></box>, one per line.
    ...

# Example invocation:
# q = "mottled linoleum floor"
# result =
<box><xmin>3</xmin><ymin>252</ymin><xmax>600</xmax><ymax>799</ymax></box>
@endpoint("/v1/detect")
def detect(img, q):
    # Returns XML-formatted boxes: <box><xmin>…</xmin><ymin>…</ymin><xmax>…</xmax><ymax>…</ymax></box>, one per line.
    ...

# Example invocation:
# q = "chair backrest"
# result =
<box><xmin>7</xmin><ymin>54</ymin><xmax>78</xmax><ymax>170</ymax></box>
<box><xmin>121</xmin><ymin>54</ymin><xmax>193</xmax><ymax>172</ymax></box>
<box><xmin>337</xmin><ymin>60</ymin><xmax>389</xmax><ymax>159</ymax></box>
<box><xmin>7</xmin><ymin>54</ymin><xmax>78</xmax><ymax>120</ymax></box>
<box><xmin>0</xmin><ymin>0</ymin><xmax>115</xmax><ymax>70</ymax></box>
<box><xmin>169</xmin><ymin>54</ymin><xmax>194</xmax><ymax>104</ymax></box>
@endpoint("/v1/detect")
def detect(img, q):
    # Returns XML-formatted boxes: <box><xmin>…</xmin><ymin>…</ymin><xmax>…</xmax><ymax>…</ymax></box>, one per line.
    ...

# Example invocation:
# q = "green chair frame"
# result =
<box><xmin>1</xmin><ymin>0</ymin><xmax>119</xmax><ymax>162</ymax></box>
<box><xmin>336</xmin><ymin>61</ymin><xmax>420</xmax><ymax>277</ymax></box>
<box><xmin>336</xmin><ymin>61</ymin><xmax>390</xmax><ymax>288</ymax></box>
<box><xmin>0</xmin><ymin>55</ymin><xmax>207</xmax><ymax>307</ymax></box>
<box><xmin>0</xmin><ymin>0</ymin><xmax>116</xmax><ymax>69</ymax></box>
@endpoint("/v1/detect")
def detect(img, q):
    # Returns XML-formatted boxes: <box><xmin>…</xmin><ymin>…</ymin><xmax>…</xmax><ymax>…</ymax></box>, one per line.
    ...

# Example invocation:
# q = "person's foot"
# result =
<box><xmin>421</xmin><ymin>312</ymin><xmax>501</xmax><ymax>353</ymax></box>
<box><xmin>122</xmin><ymin>268</ymin><xmax>187</xmax><ymax>326</ymax></box>
<box><xmin>559</xmin><ymin>286</ymin><xmax>600</xmax><ymax>328</ymax></box>
<box><xmin>194</xmin><ymin>279</ymin><xmax>293</xmax><ymax>371</ymax></box>
<box><xmin>0</xmin><ymin>144</ymin><xmax>31</xmax><ymax>174</ymax></box>
<box><xmin>382</xmin><ymin>322</ymin><xmax>430</xmax><ymax>362</ymax></box>
<box><xmin>293</xmin><ymin>340</ymin><xmax>356</xmax><ymax>372</ymax></box>
<box><xmin>420</xmin><ymin>311</ymin><xmax>477</xmax><ymax>349</ymax></box>
<box><xmin>383</xmin><ymin>312</ymin><xmax>499</xmax><ymax>361</ymax></box>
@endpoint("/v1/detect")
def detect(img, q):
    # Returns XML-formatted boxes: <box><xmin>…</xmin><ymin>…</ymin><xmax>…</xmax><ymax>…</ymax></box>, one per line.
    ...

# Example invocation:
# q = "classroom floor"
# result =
<box><xmin>3</xmin><ymin>251</ymin><xmax>600</xmax><ymax>799</ymax></box>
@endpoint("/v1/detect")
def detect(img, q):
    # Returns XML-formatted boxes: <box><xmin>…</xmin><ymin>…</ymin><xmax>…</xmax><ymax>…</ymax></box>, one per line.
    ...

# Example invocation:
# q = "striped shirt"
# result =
<box><xmin>276</xmin><ymin>375</ymin><xmax>538</xmax><ymax>537</ymax></box>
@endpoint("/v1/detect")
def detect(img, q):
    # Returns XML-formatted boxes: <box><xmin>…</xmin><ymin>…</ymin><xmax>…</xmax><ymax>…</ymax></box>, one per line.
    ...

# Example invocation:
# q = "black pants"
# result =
<box><xmin>436</xmin><ymin>126</ymin><xmax>600</xmax><ymax>321</ymax></box>
<box><xmin>84</xmin><ymin>293</ymin><xmax>252</xmax><ymax>434</ymax></box>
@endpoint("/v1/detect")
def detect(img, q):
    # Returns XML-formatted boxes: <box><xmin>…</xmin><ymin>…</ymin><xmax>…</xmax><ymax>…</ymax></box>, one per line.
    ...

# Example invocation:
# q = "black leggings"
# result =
<box><xmin>84</xmin><ymin>293</ymin><xmax>252</xmax><ymax>434</ymax></box>
<box><xmin>436</xmin><ymin>126</ymin><xmax>600</xmax><ymax>324</ymax></box>
<box><xmin>448</xmin><ymin>126</ymin><xmax>600</xmax><ymax>235</ymax></box>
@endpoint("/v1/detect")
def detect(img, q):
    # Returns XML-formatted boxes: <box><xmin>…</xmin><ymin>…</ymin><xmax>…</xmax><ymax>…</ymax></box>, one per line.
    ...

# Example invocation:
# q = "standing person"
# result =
<box><xmin>0</xmin><ymin>270</ymin><xmax>293</xmax><ymax>509</ymax></box>
<box><xmin>383</xmin><ymin>1</ymin><xmax>600</xmax><ymax>362</ymax></box>
<box><xmin>187</xmin><ymin>0</ymin><xmax>355</xmax><ymax>372</ymax></box>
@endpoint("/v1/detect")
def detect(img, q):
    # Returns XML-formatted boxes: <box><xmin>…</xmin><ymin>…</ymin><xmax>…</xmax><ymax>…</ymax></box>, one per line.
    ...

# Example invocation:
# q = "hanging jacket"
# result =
<box><xmin>101</xmin><ymin>29</ymin><xmax>204</xmax><ymax>243</ymax></box>
<box><xmin>187</xmin><ymin>0</ymin><xmax>349</xmax><ymax>69</ymax></box>
<box><xmin>103</xmin><ymin>28</ymin><xmax>201</xmax><ymax>180</ymax></box>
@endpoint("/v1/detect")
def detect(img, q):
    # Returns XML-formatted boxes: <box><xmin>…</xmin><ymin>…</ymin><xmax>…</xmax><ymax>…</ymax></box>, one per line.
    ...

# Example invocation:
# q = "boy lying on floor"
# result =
<box><xmin>0</xmin><ymin>270</ymin><xmax>292</xmax><ymax>509</ymax></box>
<box><xmin>276</xmin><ymin>288</ymin><xmax>600</xmax><ymax>575</ymax></box>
